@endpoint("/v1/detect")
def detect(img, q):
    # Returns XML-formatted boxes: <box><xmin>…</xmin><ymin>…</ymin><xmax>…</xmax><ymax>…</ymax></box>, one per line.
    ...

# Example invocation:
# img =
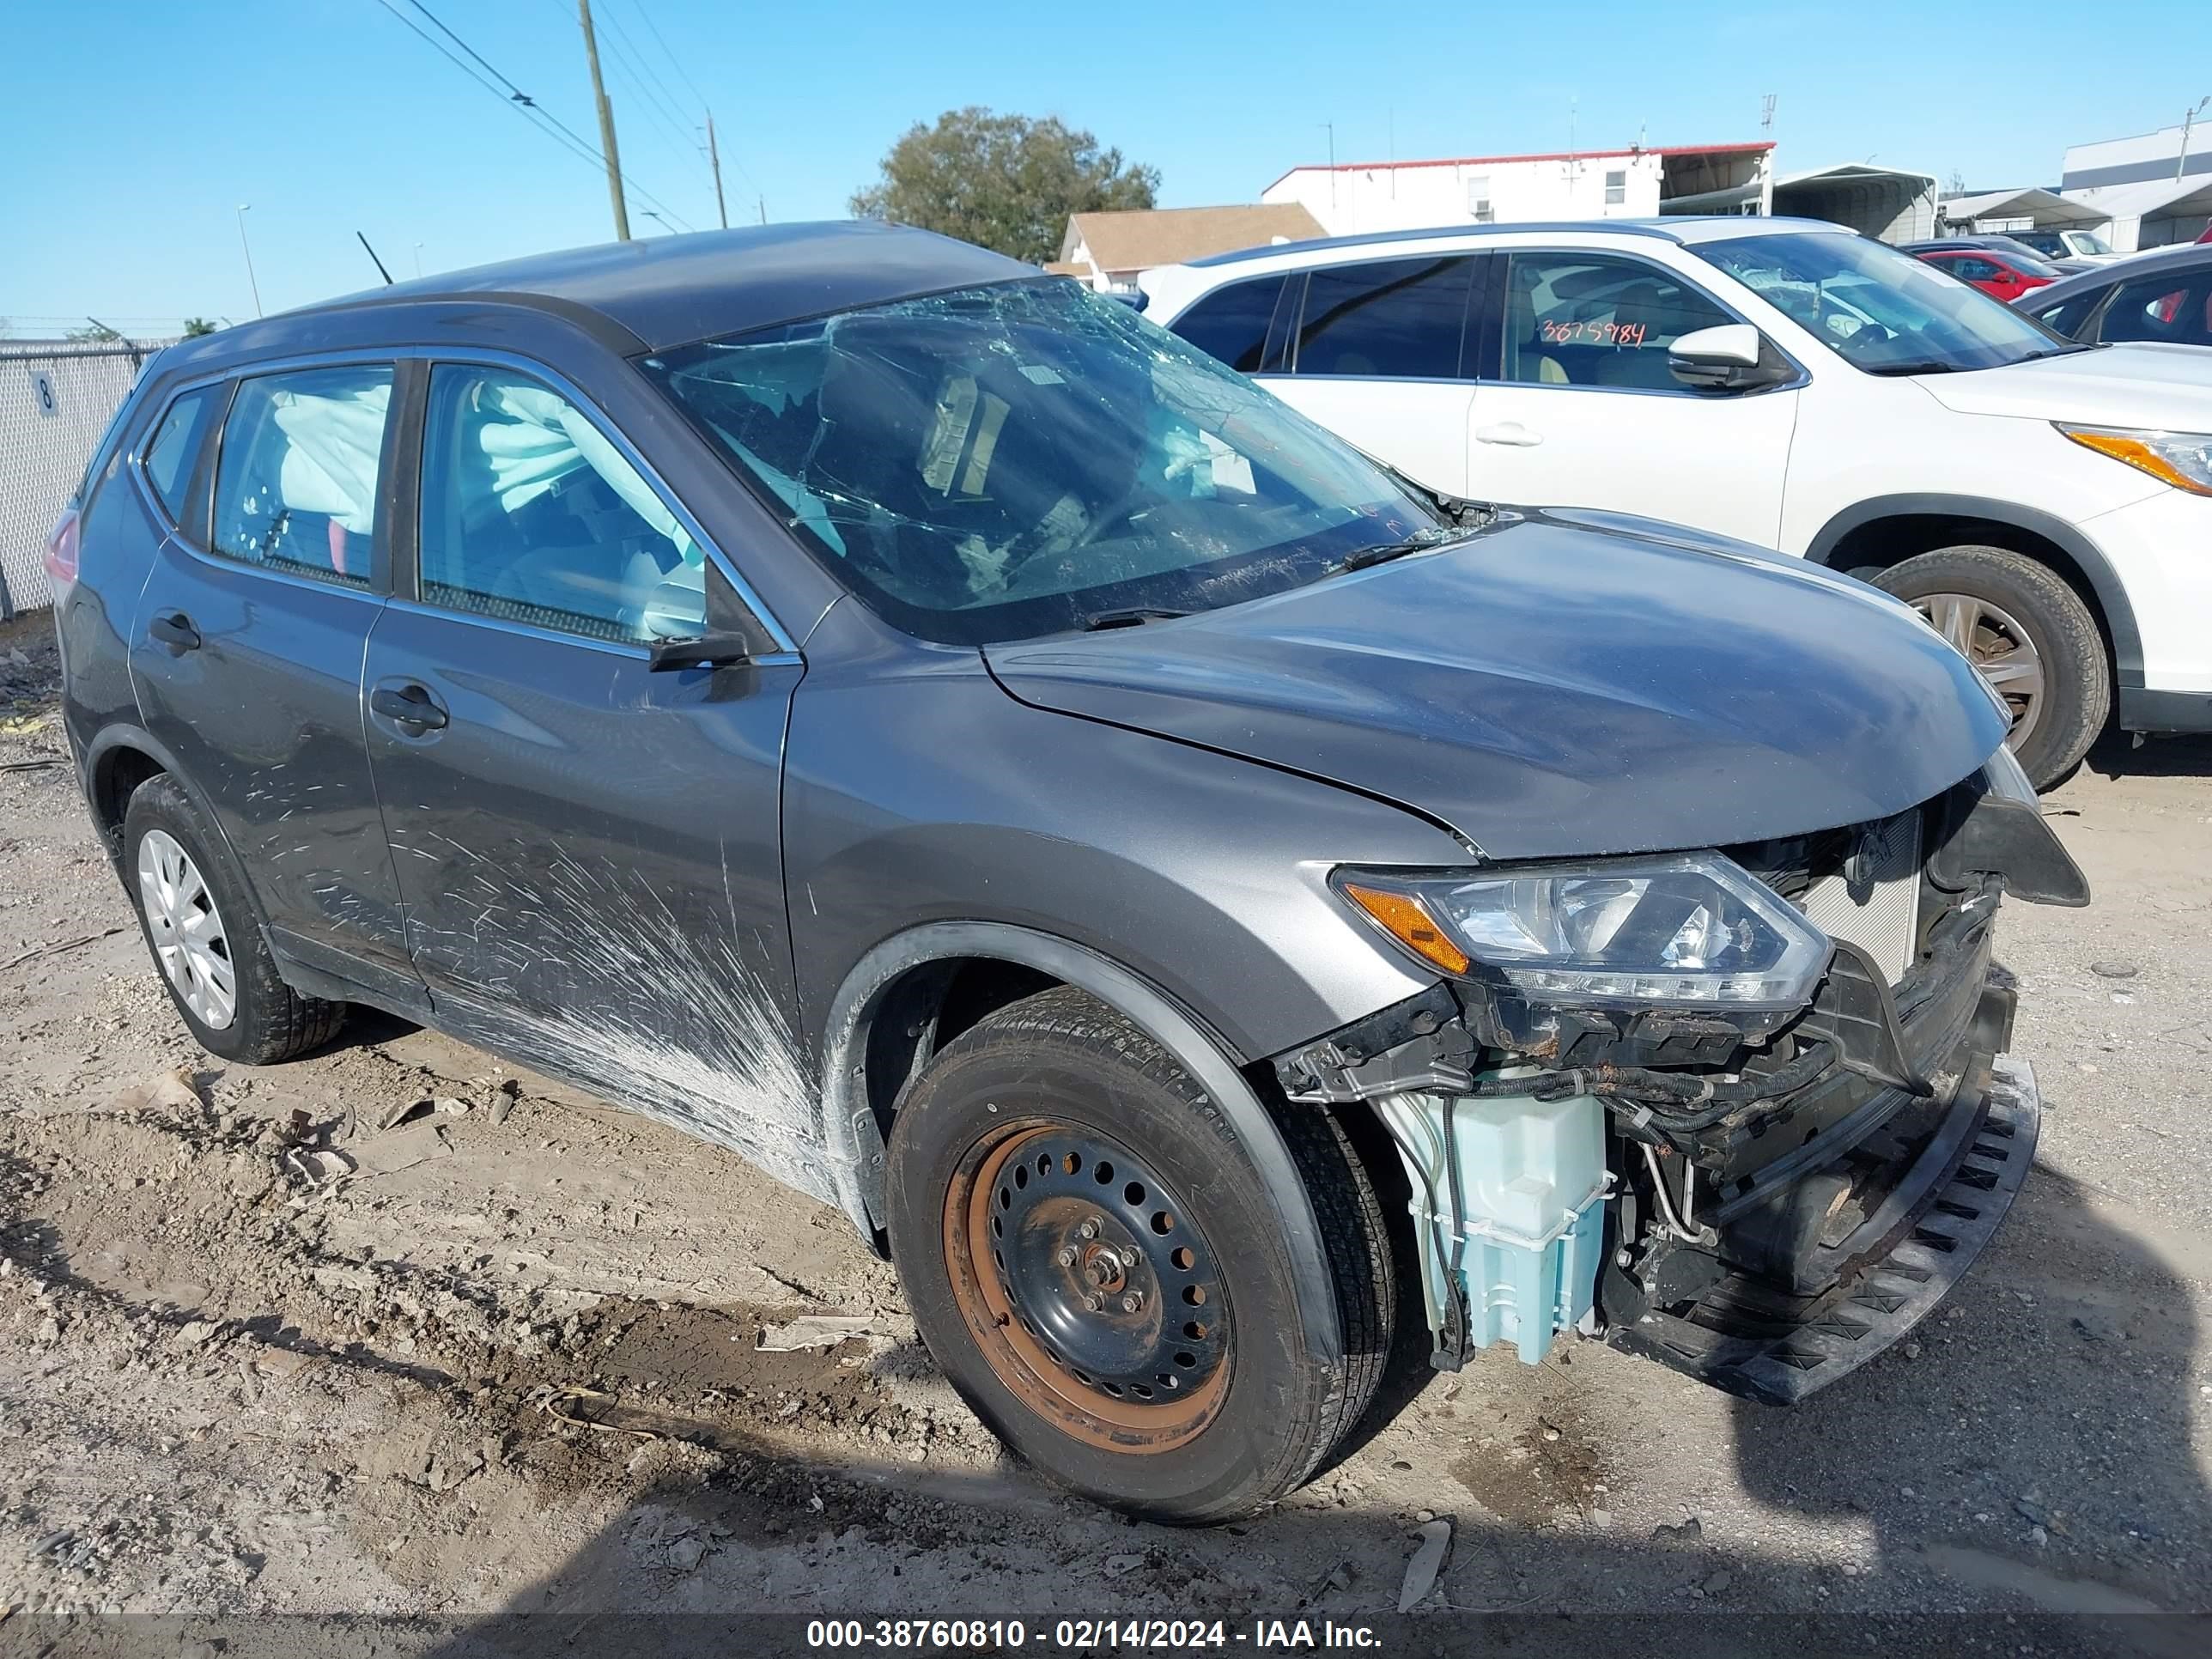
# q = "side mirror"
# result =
<box><xmin>645</xmin><ymin>557</ymin><xmax>773</xmax><ymax>672</ymax></box>
<box><xmin>1668</xmin><ymin>324</ymin><xmax>1794</xmax><ymax>392</ymax></box>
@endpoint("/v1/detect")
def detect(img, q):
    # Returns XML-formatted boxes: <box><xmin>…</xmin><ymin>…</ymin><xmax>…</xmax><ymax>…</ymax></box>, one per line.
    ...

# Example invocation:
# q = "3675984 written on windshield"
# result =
<box><xmin>638</xmin><ymin>280</ymin><xmax>1441</xmax><ymax>646</ymax></box>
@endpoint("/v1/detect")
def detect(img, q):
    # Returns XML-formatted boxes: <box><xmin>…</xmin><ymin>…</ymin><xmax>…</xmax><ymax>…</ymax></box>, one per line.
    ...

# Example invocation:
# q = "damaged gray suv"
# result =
<box><xmin>47</xmin><ymin>222</ymin><xmax>2087</xmax><ymax>1523</ymax></box>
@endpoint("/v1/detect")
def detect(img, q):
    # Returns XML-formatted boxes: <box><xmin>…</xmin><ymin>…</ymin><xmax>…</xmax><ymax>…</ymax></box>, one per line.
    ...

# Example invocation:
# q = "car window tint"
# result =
<box><xmin>211</xmin><ymin>365</ymin><xmax>391</xmax><ymax>588</ymax></box>
<box><xmin>1168</xmin><ymin>275</ymin><xmax>1286</xmax><ymax>373</ymax></box>
<box><xmin>2100</xmin><ymin>272</ymin><xmax>2212</xmax><ymax>347</ymax></box>
<box><xmin>1293</xmin><ymin>257</ymin><xmax>1474</xmax><ymax>379</ymax></box>
<box><xmin>1948</xmin><ymin>257</ymin><xmax>2000</xmax><ymax>281</ymax></box>
<box><xmin>1500</xmin><ymin>252</ymin><xmax>1733</xmax><ymax>390</ymax></box>
<box><xmin>143</xmin><ymin>387</ymin><xmax>218</xmax><ymax>520</ymax></box>
<box><xmin>2030</xmin><ymin>289</ymin><xmax>2105</xmax><ymax>338</ymax></box>
<box><xmin>417</xmin><ymin>365</ymin><xmax>702</xmax><ymax>644</ymax></box>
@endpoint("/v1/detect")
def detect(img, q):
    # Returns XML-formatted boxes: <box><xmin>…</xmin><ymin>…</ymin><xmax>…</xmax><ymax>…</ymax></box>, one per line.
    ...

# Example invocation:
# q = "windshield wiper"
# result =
<box><xmin>1861</xmin><ymin>360</ymin><xmax>1961</xmax><ymax>377</ymax></box>
<box><xmin>1335</xmin><ymin>537</ymin><xmax>1446</xmax><ymax>574</ymax></box>
<box><xmin>1078</xmin><ymin>606</ymin><xmax>1190</xmax><ymax>631</ymax></box>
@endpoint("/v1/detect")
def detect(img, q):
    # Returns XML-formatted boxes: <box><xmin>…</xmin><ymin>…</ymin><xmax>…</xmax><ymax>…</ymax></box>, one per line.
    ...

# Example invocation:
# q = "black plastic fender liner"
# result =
<box><xmin>817</xmin><ymin>921</ymin><xmax>1347</xmax><ymax>1367</ymax></box>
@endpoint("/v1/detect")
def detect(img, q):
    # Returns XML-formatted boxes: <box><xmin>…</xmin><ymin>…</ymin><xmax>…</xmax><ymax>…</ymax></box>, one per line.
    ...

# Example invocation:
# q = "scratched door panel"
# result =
<box><xmin>358</xmin><ymin>605</ymin><xmax>821</xmax><ymax>1194</ymax></box>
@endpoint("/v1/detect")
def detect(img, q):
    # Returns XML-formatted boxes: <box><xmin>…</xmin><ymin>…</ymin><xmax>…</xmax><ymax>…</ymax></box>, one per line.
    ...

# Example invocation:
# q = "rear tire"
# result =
<box><xmin>884</xmin><ymin>986</ymin><xmax>1393</xmax><ymax>1524</ymax></box>
<box><xmin>1872</xmin><ymin>544</ymin><xmax>2109</xmax><ymax>788</ymax></box>
<box><xmin>122</xmin><ymin>774</ymin><xmax>346</xmax><ymax>1064</ymax></box>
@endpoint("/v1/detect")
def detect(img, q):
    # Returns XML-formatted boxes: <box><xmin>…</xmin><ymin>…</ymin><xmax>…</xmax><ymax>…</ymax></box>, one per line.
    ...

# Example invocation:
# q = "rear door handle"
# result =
<box><xmin>370</xmin><ymin>682</ymin><xmax>449</xmax><ymax>732</ymax></box>
<box><xmin>1474</xmin><ymin>422</ymin><xmax>1544</xmax><ymax>447</ymax></box>
<box><xmin>148</xmin><ymin>611</ymin><xmax>200</xmax><ymax>653</ymax></box>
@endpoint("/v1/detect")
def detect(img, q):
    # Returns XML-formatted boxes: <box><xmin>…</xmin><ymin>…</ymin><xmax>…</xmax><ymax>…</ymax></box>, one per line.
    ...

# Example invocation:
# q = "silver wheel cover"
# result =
<box><xmin>1913</xmin><ymin>590</ymin><xmax>2046</xmax><ymax>755</ymax></box>
<box><xmin>137</xmin><ymin>829</ymin><xmax>238</xmax><ymax>1030</ymax></box>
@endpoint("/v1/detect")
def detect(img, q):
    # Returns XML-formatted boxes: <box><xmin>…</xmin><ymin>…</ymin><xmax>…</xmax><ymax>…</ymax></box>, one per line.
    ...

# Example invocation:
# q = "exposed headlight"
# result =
<box><xmin>1336</xmin><ymin>854</ymin><xmax>1832</xmax><ymax>1011</ymax></box>
<box><xmin>2057</xmin><ymin>423</ymin><xmax>2212</xmax><ymax>496</ymax></box>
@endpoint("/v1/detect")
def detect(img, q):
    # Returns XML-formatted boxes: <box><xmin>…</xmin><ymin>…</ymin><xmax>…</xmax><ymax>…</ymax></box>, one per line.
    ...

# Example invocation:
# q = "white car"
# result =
<box><xmin>1141</xmin><ymin>218</ymin><xmax>2212</xmax><ymax>786</ymax></box>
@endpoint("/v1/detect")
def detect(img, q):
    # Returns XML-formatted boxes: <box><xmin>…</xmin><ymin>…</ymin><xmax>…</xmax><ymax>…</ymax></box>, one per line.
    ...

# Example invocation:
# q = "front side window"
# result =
<box><xmin>2069</xmin><ymin>231</ymin><xmax>2114</xmax><ymax>257</ymax></box>
<box><xmin>1944</xmin><ymin>256</ymin><xmax>2002</xmax><ymax>282</ymax></box>
<box><xmin>1501</xmin><ymin>252</ymin><xmax>1734</xmax><ymax>390</ymax></box>
<box><xmin>212</xmin><ymin>364</ymin><xmax>391</xmax><ymax>587</ymax></box>
<box><xmin>1294</xmin><ymin>256</ymin><xmax>1475</xmax><ymax>378</ymax></box>
<box><xmin>1702</xmin><ymin>231</ymin><xmax>2075</xmax><ymax>374</ymax></box>
<box><xmin>641</xmin><ymin>280</ymin><xmax>1445</xmax><ymax>646</ymax></box>
<box><xmin>2100</xmin><ymin>271</ymin><xmax>2212</xmax><ymax>347</ymax></box>
<box><xmin>1166</xmin><ymin>275</ymin><xmax>1286</xmax><ymax>373</ymax></box>
<box><xmin>142</xmin><ymin>387</ymin><xmax>219</xmax><ymax>520</ymax></box>
<box><xmin>417</xmin><ymin>366</ymin><xmax>702</xmax><ymax>644</ymax></box>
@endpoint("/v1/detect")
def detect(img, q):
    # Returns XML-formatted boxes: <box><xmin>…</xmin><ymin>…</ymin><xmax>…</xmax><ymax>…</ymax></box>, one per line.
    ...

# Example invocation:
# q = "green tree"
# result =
<box><xmin>851</xmin><ymin>106</ymin><xmax>1159</xmax><ymax>264</ymax></box>
<box><xmin>66</xmin><ymin>322</ymin><xmax>124</xmax><ymax>343</ymax></box>
<box><xmin>182</xmin><ymin>317</ymin><xmax>219</xmax><ymax>337</ymax></box>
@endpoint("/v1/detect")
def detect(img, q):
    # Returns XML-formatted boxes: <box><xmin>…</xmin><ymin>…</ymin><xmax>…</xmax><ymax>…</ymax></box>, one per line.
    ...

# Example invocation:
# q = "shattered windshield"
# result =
<box><xmin>639</xmin><ymin>279</ymin><xmax>1444</xmax><ymax>644</ymax></box>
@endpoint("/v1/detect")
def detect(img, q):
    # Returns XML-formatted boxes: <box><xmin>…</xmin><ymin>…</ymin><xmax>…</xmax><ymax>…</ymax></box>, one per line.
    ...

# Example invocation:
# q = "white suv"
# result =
<box><xmin>1141</xmin><ymin>218</ymin><xmax>2212</xmax><ymax>786</ymax></box>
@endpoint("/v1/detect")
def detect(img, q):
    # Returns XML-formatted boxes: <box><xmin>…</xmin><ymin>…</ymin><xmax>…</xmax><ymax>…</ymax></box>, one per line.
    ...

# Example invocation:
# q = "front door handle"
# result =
<box><xmin>148</xmin><ymin>611</ymin><xmax>200</xmax><ymax>653</ymax></box>
<box><xmin>1474</xmin><ymin>422</ymin><xmax>1544</xmax><ymax>447</ymax></box>
<box><xmin>370</xmin><ymin>683</ymin><xmax>449</xmax><ymax>732</ymax></box>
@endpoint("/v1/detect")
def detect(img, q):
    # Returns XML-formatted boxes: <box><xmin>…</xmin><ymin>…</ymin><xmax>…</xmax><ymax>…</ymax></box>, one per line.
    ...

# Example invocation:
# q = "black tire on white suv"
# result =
<box><xmin>1872</xmin><ymin>545</ymin><xmax>2111</xmax><ymax>790</ymax></box>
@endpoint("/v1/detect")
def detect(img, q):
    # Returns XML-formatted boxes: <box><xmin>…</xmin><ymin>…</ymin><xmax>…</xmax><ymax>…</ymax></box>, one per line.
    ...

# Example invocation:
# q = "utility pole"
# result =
<box><xmin>2179</xmin><ymin>96</ymin><xmax>2210</xmax><ymax>183</ymax></box>
<box><xmin>235</xmin><ymin>204</ymin><xmax>262</xmax><ymax>318</ymax></box>
<box><xmin>577</xmin><ymin>0</ymin><xmax>630</xmax><ymax>240</ymax></box>
<box><xmin>705</xmin><ymin>111</ymin><xmax>729</xmax><ymax>229</ymax></box>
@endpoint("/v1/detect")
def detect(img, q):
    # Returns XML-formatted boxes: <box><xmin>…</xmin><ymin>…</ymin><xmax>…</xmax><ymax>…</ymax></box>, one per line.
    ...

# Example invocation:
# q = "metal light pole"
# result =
<box><xmin>1320</xmin><ymin>122</ymin><xmax>1335</xmax><ymax>218</ymax></box>
<box><xmin>2180</xmin><ymin>96</ymin><xmax>2211</xmax><ymax>183</ymax></box>
<box><xmin>235</xmin><ymin>204</ymin><xmax>263</xmax><ymax>318</ymax></box>
<box><xmin>413</xmin><ymin>242</ymin><xmax>424</xmax><ymax>279</ymax></box>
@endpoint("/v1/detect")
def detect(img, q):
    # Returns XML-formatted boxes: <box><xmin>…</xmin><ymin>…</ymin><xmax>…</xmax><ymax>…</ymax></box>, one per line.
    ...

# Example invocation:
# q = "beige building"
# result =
<box><xmin>1054</xmin><ymin>204</ymin><xmax>1324</xmax><ymax>292</ymax></box>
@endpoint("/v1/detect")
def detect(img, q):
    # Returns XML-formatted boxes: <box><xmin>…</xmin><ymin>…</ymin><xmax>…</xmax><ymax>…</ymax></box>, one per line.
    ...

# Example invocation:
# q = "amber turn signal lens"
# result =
<box><xmin>1340</xmin><ymin>883</ymin><xmax>1471</xmax><ymax>975</ymax></box>
<box><xmin>2060</xmin><ymin>428</ymin><xmax>2212</xmax><ymax>496</ymax></box>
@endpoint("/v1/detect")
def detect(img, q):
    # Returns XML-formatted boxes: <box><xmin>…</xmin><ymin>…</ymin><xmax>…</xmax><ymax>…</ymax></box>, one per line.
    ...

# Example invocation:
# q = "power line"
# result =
<box><xmin>400</xmin><ymin>0</ymin><xmax>690</xmax><ymax>226</ymax></box>
<box><xmin>619</xmin><ymin>0</ymin><xmax>759</xmax><ymax>198</ymax></box>
<box><xmin>370</xmin><ymin>0</ymin><xmax>693</xmax><ymax>231</ymax></box>
<box><xmin>629</xmin><ymin>0</ymin><xmax>707</xmax><ymax>111</ymax></box>
<box><xmin>598</xmin><ymin>1</ymin><xmax>693</xmax><ymax>143</ymax></box>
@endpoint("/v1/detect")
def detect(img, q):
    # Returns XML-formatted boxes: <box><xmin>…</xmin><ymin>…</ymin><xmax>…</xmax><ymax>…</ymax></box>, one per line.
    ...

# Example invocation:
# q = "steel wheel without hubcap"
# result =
<box><xmin>137</xmin><ymin>828</ymin><xmax>236</xmax><ymax>1030</ymax></box>
<box><xmin>1912</xmin><ymin>590</ymin><xmax>2046</xmax><ymax>755</ymax></box>
<box><xmin>946</xmin><ymin>1123</ymin><xmax>1230</xmax><ymax>1452</ymax></box>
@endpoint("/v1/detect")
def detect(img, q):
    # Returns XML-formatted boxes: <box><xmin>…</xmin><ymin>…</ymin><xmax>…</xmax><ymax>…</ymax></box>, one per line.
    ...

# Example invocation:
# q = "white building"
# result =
<box><xmin>1260</xmin><ymin>143</ymin><xmax>1776</xmax><ymax>237</ymax></box>
<box><xmin>2058</xmin><ymin>122</ymin><xmax>2212</xmax><ymax>250</ymax></box>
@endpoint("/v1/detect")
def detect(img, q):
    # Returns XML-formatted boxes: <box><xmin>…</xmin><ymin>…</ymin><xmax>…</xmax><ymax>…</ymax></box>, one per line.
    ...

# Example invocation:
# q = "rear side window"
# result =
<box><xmin>1294</xmin><ymin>257</ymin><xmax>1474</xmax><ymax>379</ymax></box>
<box><xmin>1501</xmin><ymin>252</ymin><xmax>1734</xmax><ymax>390</ymax></box>
<box><xmin>142</xmin><ymin>388</ymin><xmax>219</xmax><ymax>520</ymax></box>
<box><xmin>416</xmin><ymin>364</ymin><xmax>702</xmax><ymax>644</ymax></box>
<box><xmin>1168</xmin><ymin>276</ymin><xmax>1287</xmax><ymax>373</ymax></box>
<box><xmin>2100</xmin><ymin>271</ymin><xmax>2212</xmax><ymax>347</ymax></box>
<box><xmin>212</xmin><ymin>365</ymin><xmax>392</xmax><ymax>588</ymax></box>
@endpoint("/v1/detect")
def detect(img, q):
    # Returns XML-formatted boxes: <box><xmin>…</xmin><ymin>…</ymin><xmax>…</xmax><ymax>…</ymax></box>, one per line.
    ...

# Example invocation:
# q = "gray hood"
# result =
<box><xmin>984</xmin><ymin>510</ymin><xmax>2008</xmax><ymax>860</ymax></box>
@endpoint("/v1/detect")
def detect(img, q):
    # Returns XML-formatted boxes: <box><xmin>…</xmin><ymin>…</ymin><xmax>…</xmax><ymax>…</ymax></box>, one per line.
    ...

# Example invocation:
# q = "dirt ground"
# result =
<box><xmin>3</xmin><ymin>605</ymin><xmax>2208</xmax><ymax>1656</ymax></box>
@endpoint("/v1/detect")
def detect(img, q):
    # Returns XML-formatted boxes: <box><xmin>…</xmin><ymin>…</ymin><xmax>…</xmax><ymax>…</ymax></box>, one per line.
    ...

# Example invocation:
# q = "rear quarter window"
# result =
<box><xmin>1166</xmin><ymin>276</ymin><xmax>1287</xmax><ymax>373</ymax></box>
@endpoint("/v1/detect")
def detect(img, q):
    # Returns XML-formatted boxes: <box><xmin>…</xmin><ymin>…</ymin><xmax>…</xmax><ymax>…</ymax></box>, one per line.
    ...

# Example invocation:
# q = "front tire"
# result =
<box><xmin>1871</xmin><ymin>545</ymin><xmax>2110</xmax><ymax>788</ymax></box>
<box><xmin>884</xmin><ymin>986</ymin><xmax>1393</xmax><ymax>1524</ymax></box>
<box><xmin>122</xmin><ymin>774</ymin><xmax>346</xmax><ymax>1064</ymax></box>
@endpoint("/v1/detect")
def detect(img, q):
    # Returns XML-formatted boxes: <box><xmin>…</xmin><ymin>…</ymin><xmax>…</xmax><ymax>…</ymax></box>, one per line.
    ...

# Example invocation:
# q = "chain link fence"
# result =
<box><xmin>1</xmin><ymin>340</ymin><xmax>172</xmax><ymax>618</ymax></box>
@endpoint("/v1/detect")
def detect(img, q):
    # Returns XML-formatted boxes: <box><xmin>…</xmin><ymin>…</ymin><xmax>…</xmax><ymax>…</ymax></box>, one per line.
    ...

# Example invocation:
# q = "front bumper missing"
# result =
<box><xmin>1607</xmin><ymin>1054</ymin><xmax>2039</xmax><ymax>1405</ymax></box>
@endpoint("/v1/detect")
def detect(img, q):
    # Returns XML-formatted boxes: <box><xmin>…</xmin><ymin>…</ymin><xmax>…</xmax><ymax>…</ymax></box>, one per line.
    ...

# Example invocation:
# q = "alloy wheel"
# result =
<box><xmin>945</xmin><ymin>1122</ymin><xmax>1230</xmax><ymax>1452</ymax></box>
<box><xmin>136</xmin><ymin>829</ymin><xmax>237</xmax><ymax>1030</ymax></box>
<box><xmin>1913</xmin><ymin>589</ymin><xmax>2046</xmax><ymax>755</ymax></box>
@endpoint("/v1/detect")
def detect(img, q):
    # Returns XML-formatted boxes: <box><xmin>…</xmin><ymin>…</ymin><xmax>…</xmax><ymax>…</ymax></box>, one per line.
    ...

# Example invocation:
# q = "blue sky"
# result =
<box><xmin>5</xmin><ymin>0</ymin><xmax>2209</xmax><ymax>332</ymax></box>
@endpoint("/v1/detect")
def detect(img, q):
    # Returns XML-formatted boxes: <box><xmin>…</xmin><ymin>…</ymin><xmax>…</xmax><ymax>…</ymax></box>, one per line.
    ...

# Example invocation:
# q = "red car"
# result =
<box><xmin>1911</xmin><ymin>246</ymin><xmax>2062</xmax><ymax>302</ymax></box>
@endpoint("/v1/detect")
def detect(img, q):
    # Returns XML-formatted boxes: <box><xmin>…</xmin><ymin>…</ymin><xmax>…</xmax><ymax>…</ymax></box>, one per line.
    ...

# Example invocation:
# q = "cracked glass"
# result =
<box><xmin>641</xmin><ymin>279</ymin><xmax>1445</xmax><ymax>644</ymax></box>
